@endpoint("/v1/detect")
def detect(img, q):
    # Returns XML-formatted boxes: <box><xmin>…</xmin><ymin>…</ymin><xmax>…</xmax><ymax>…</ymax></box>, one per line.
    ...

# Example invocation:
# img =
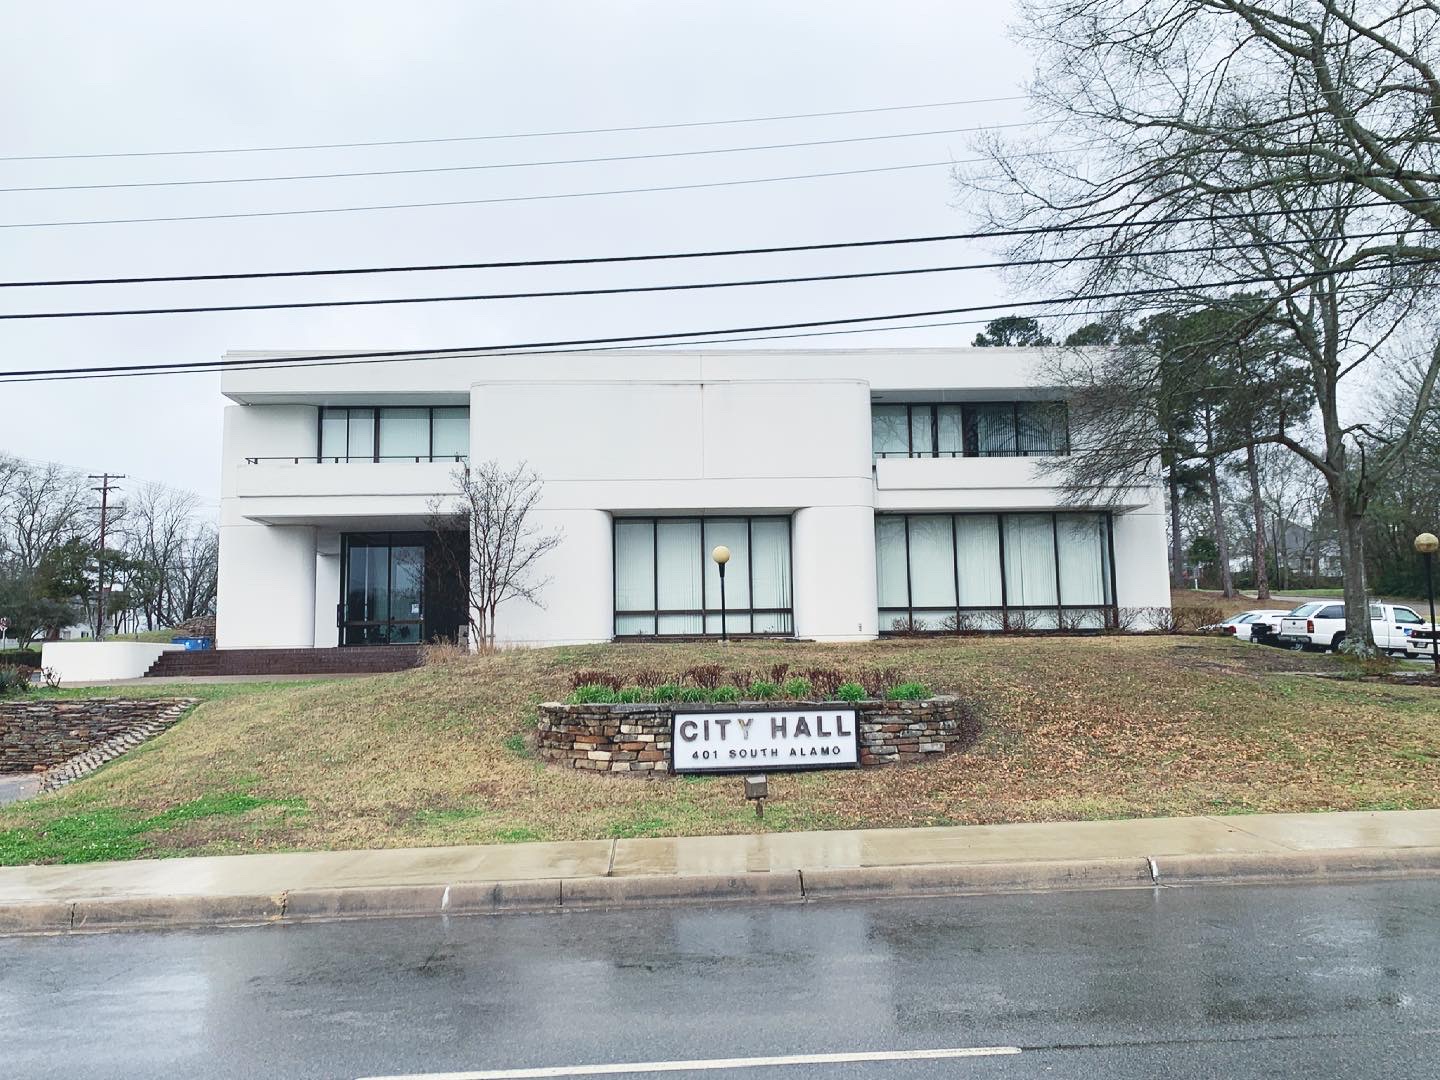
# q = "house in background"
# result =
<box><xmin>214</xmin><ymin>348</ymin><xmax>1171</xmax><ymax>649</ymax></box>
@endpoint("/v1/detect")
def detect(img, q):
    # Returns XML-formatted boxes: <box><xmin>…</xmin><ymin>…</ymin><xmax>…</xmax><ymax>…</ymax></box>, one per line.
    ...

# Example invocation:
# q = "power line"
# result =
<box><xmin>0</xmin><ymin>122</ymin><xmax>1052</xmax><ymax>195</ymax></box>
<box><xmin>0</xmin><ymin>228</ymin><xmax>1419</xmax><ymax>321</ymax></box>
<box><xmin>0</xmin><ymin>159</ymin><xmax>970</xmax><ymax>230</ymax></box>
<box><xmin>1</xmin><ymin>258</ymin><xmax>1427</xmax><ymax>385</ymax></box>
<box><xmin>1</xmin><ymin>195</ymin><xmax>1426</xmax><ymax>287</ymax></box>
<box><xmin>0</xmin><ymin>95</ymin><xmax>1029</xmax><ymax>162</ymax></box>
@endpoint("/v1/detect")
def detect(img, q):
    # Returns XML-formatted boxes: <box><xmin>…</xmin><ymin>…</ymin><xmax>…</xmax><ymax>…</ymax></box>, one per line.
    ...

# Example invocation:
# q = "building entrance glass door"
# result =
<box><xmin>341</xmin><ymin>533</ymin><xmax>427</xmax><ymax>645</ymax></box>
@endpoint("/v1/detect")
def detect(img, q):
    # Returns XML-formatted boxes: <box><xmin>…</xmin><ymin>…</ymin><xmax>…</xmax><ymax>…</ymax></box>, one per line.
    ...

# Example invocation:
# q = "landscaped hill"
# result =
<box><xmin>1</xmin><ymin>635</ymin><xmax>1436</xmax><ymax>864</ymax></box>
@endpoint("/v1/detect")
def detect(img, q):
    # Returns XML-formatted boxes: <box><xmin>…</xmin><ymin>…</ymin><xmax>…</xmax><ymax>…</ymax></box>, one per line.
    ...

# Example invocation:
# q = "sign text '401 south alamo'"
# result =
<box><xmin>673</xmin><ymin>708</ymin><xmax>860</xmax><ymax>774</ymax></box>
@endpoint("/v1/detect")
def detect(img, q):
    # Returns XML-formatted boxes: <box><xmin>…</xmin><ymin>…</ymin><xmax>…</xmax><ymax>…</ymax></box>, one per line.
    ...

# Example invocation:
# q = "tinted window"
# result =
<box><xmin>1319</xmin><ymin>605</ymin><xmax>1345</xmax><ymax>620</ymax></box>
<box><xmin>1394</xmin><ymin>607</ymin><xmax>1423</xmax><ymax>624</ymax></box>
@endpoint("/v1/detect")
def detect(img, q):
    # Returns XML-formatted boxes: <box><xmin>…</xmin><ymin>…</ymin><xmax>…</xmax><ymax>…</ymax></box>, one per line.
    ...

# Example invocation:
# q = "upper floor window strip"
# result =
<box><xmin>317</xmin><ymin>406</ymin><xmax>469</xmax><ymax>463</ymax></box>
<box><xmin>871</xmin><ymin>401</ymin><xmax>1069</xmax><ymax>459</ymax></box>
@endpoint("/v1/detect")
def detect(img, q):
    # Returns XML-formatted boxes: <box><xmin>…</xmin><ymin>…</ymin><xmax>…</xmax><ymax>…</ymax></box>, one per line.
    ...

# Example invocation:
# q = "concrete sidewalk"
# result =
<box><xmin>3</xmin><ymin>809</ymin><xmax>1438</xmax><ymax>934</ymax></box>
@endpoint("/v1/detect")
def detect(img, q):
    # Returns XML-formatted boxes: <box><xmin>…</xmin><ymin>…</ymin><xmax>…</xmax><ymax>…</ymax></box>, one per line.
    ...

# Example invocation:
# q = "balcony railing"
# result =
<box><xmin>244</xmin><ymin>454</ymin><xmax>469</xmax><ymax>465</ymax></box>
<box><xmin>872</xmin><ymin>449</ymin><xmax>1064</xmax><ymax>459</ymax></box>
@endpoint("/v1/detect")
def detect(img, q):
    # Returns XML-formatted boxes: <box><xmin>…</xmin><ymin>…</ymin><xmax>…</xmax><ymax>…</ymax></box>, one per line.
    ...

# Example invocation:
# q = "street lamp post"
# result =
<box><xmin>1416</xmin><ymin>532</ymin><xmax>1440</xmax><ymax>675</ymax></box>
<box><xmin>712</xmin><ymin>545</ymin><xmax>731</xmax><ymax>642</ymax></box>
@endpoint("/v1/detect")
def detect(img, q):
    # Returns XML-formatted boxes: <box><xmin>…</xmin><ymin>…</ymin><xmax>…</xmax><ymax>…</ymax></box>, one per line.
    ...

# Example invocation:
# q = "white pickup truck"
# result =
<box><xmin>1276</xmin><ymin>600</ymin><xmax>1438</xmax><ymax>657</ymax></box>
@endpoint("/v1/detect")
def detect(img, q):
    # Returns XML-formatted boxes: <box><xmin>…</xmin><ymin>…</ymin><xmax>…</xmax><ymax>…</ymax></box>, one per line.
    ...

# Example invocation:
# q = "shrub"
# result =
<box><xmin>747</xmin><ymin>679</ymin><xmax>780</xmax><ymax>700</ymax></box>
<box><xmin>886</xmin><ymin>681</ymin><xmax>931</xmax><ymax>700</ymax></box>
<box><xmin>0</xmin><ymin>649</ymin><xmax>43</xmax><ymax>670</ymax></box>
<box><xmin>614</xmin><ymin>687</ymin><xmax>645</xmax><ymax>703</ymax></box>
<box><xmin>710</xmin><ymin>685</ymin><xmax>741</xmax><ymax>703</ymax></box>
<box><xmin>653</xmin><ymin>683</ymin><xmax>683</xmax><ymax>702</ymax></box>
<box><xmin>768</xmin><ymin>662</ymin><xmax>791</xmax><ymax>684</ymax></box>
<box><xmin>835</xmin><ymin>681</ymin><xmax>866</xmax><ymax>702</ymax></box>
<box><xmin>568</xmin><ymin>684</ymin><xmax>618</xmax><ymax>704</ymax></box>
<box><xmin>678</xmin><ymin>686</ymin><xmax>711</xmax><ymax>703</ymax></box>
<box><xmin>866</xmin><ymin>667</ymin><xmax>901</xmax><ymax>697</ymax></box>
<box><xmin>630</xmin><ymin>668</ymin><xmax>667</xmax><ymax>688</ymax></box>
<box><xmin>1173</xmin><ymin>604</ymin><xmax>1225</xmax><ymax>633</ymax></box>
<box><xmin>0</xmin><ymin>667</ymin><xmax>32</xmax><ymax>695</ymax></box>
<box><xmin>782</xmin><ymin>676</ymin><xmax>813</xmax><ymax>699</ymax></box>
<box><xmin>569</xmin><ymin>669</ymin><xmax>622</xmax><ymax>692</ymax></box>
<box><xmin>684</xmin><ymin>663</ymin><xmax>725</xmax><ymax>689</ymax></box>
<box><xmin>803</xmin><ymin>667</ymin><xmax>847</xmax><ymax>699</ymax></box>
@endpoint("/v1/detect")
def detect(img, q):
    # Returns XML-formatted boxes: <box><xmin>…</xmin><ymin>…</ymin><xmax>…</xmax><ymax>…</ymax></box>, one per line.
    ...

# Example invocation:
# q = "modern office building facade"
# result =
<box><xmin>216</xmin><ymin>348</ymin><xmax>1170</xmax><ymax>648</ymax></box>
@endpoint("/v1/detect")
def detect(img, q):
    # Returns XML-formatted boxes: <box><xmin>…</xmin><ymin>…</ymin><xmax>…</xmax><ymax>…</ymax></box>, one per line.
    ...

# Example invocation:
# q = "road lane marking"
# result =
<box><xmin>357</xmin><ymin>1045</ymin><xmax>1022</xmax><ymax>1079</ymax></box>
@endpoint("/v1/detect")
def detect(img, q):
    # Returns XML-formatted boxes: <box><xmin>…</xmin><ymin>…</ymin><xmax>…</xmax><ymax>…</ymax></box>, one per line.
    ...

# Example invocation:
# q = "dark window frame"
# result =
<box><xmin>877</xmin><ymin>510</ymin><xmax>1118</xmax><ymax>633</ymax></box>
<box><xmin>871</xmin><ymin>400</ymin><xmax>1070</xmax><ymax>460</ymax></box>
<box><xmin>612</xmin><ymin>515</ymin><xmax>795</xmax><ymax>639</ymax></box>
<box><xmin>317</xmin><ymin>406</ymin><xmax>470</xmax><ymax>463</ymax></box>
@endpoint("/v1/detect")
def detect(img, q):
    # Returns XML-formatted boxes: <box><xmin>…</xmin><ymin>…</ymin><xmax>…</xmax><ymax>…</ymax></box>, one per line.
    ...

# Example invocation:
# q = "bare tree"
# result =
<box><xmin>427</xmin><ymin>460</ymin><xmax>562</xmax><ymax>649</ymax></box>
<box><xmin>970</xmin><ymin>0</ymin><xmax>1440</xmax><ymax>653</ymax></box>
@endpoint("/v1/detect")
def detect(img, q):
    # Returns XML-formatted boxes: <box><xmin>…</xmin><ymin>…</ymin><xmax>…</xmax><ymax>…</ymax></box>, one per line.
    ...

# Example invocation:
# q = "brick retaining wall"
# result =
<box><xmin>0</xmin><ymin>698</ymin><xmax>194</xmax><ymax>774</ymax></box>
<box><xmin>536</xmin><ymin>696</ymin><xmax>978</xmax><ymax>777</ymax></box>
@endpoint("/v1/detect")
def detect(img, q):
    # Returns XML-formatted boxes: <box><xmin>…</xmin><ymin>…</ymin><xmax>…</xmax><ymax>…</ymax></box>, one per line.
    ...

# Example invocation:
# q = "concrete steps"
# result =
<box><xmin>143</xmin><ymin>645</ymin><xmax>423</xmax><ymax>679</ymax></box>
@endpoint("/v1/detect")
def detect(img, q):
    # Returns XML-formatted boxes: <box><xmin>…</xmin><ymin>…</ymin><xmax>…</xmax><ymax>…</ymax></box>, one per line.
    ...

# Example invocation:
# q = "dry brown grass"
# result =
<box><xmin>2</xmin><ymin>635</ymin><xmax>1436</xmax><ymax>863</ymax></box>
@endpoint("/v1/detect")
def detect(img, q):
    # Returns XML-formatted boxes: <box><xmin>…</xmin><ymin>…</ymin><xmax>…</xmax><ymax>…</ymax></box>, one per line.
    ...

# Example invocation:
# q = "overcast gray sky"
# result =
<box><xmin>1</xmin><ymin>1</ymin><xmax>1031</xmax><ymax>505</ymax></box>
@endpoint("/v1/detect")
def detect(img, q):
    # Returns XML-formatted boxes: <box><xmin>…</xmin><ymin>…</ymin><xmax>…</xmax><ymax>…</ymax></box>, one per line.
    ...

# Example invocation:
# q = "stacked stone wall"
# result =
<box><xmin>0</xmin><ymin>698</ymin><xmax>194</xmax><ymax>780</ymax></box>
<box><xmin>536</xmin><ymin>697</ymin><xmax>978</xmax><ymax>777</ymax></box>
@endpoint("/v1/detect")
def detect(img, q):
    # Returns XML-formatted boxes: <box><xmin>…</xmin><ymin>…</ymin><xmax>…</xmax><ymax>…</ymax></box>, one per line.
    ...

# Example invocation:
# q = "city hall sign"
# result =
<box><xmin>671</xmin><ymin>708</ymin><xmax>859</xmax><ymax>774</ymax></box>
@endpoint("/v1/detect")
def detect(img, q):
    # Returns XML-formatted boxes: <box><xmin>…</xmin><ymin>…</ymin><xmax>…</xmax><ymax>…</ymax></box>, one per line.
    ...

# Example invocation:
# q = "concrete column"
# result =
<box><xmin>313</xmin><ymin>529</ymin><xmax>342</xmax><ymax>648</ymax></box>
<box><xmin>216</xmin><ymin>524</ymin><xmax>318</xmax><ymax>648</ymax></box>
<box><xmin>792</xmin><ymin>505</ymin><xmax>878</xmax><ymax>641</ymax></box>
<box><xmin>493</xmin><ymin>509</ymin><xmax>614</xmax><ymax>647</ymax></box>
<box><xmin>1112</xmin><ymin>493</ymin><xmax>1172</xmax><ymax>611</ymax></box>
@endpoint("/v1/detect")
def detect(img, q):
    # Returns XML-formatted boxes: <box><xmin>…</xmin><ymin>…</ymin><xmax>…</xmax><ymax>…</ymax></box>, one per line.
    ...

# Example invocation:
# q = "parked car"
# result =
<box><xmin>1210</xmin><ymin>610</ymin><xmax>1295</xmax><ymax>641</ymax></box>
<box><xmin>1275</xmin><ymin>601</ymin><xmax>1437</xmax><ymax>656</ymax></box>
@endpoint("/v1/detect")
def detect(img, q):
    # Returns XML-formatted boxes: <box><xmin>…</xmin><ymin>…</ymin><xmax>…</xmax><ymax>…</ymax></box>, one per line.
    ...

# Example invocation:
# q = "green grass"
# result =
<box><xmin>0</xmin><ymin>790</ymin><xmax>307</xmax><ymax>864</ymax></box>
<box><xmin>1</xmin><ymin>636</ymin><xmax>1435</xmax><ymax>864</ymax></box>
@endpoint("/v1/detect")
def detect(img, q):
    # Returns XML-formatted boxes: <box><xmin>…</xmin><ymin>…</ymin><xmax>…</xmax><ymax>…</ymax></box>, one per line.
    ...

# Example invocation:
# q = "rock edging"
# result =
<box><xmin>536</xmin><ymin>696</ymin><xmax>978</xmax><ymax>777</ymax></box>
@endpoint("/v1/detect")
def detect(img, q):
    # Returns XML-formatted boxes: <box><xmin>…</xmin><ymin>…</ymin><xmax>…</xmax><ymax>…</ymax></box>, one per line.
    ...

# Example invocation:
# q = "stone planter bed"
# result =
<box><xmin>537</xmin><ymin>696</ymin><xmax>978</xmax><ymax>777</ymax></box>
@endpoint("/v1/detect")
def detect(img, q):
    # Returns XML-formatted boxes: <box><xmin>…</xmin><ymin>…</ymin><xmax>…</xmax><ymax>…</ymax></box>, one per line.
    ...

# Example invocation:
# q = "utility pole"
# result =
<box><xmin>88</xmin><ymin>473</ymin><xmax>124</xmax><ymax>641</ymax></box>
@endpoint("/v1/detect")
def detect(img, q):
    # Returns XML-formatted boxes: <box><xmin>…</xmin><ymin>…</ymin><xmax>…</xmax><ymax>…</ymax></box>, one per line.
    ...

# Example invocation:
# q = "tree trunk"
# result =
<box><xmin>1206</xmin><ymin>455</ymin><xmax>1235</xmax><ymax>597</ymax></box>
<box><xmin>1167</xmin><ymin>469</ymin><xmax>1185</xmax><ymax>588</ymax></box>
<box><xmin>1330</xmin><ymin>485</ymin><xmax>1376</xmax><ymax>656</ymax></box>
<box><xmin>1245</xmin><ymin>444</ymin><xmax>1270</xmax><ymax>600</ymax></box>
<box><xmin>1273</xmin><ymin>514</ymin><xmax>1288</xmax><ymax>591</ymax></box>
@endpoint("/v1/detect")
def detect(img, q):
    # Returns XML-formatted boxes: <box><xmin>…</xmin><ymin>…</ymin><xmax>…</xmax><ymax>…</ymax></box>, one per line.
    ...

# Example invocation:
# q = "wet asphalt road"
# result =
<box><xmin>2</xmin><ymin>880</ymin><xmax>1437</xmax><ymax>1080</ymax></box>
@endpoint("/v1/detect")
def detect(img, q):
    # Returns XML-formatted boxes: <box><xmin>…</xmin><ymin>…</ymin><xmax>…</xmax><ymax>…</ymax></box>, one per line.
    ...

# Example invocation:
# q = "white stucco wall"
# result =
<box><xmin>40</xmin><ymin>641</ymin><xmax>184</xmax><ymax>685</ymax></box>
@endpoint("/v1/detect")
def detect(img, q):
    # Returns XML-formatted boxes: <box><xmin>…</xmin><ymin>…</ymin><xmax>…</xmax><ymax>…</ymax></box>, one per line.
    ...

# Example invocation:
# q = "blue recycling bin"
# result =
<box><xmin>171</xmin><ymin>636</ymin><xmax>214</xmax><ymax>651</ymax></box>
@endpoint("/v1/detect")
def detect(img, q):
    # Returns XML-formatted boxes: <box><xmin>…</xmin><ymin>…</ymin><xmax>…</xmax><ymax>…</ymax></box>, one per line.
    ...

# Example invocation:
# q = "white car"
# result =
<box><xmin>1213</xmin><ymin>609</ymin><xmax>1296</xmax><ymax>641</ymax></box>
<box><xmin>1277</xmin><ymin>600</ymin><xmax>1438</xmax><ymax>656</ymax></box>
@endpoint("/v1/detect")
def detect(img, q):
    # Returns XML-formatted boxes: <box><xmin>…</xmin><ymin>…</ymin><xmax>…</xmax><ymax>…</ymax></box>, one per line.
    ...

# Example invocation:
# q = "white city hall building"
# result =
<box><xmin>216</xmin><ymin>348</ymin><xmax>1171</xmax><ymax>649</ymax></box>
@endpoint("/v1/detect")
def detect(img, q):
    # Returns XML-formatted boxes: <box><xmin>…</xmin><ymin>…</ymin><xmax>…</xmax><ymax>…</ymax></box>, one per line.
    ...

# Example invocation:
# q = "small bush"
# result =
<box><xmin>0</xmin><ymin>649</ymin><xmax>43</xmax><ymax>670</ymax></box>
<box><xmin>803</xmin><ymin>667</ymin><xmax>847</xmax><ymax>699</ymax></box>
<box><xmin>678</xmin><ymin>686</ymin><xmax>711</xmax><ymax>703</ymax></box>
<box><xmin>747</xmin><ymin>679</ymin><xmax>780</xmax><ymax>700</ymax></box>
<box><xmin>630</xmin><ymin>668</ymin><xmax>667</xmax><ymax>688</ymax></box>
<box><xmin>835</xmin><ymin>681</ymin><xmax>867</xmax><ymax>702</ymax></box>
<box><xmin>768</xmin><ymin>662</ymin><xmax>791</xmax><ymax>684</ymax></box>
<box><xmin>782</xmin><ymin>676</ymin><xmax>813</xmax><ymax>699</ymax></box>
<box><xmin>568</xmin><ymin>684</ymin><xmax>618</xmax><ymax>704</ymax></box>
<box><xmin>569</xmin><ymin>669</ymin><xmax>623</xmax><ymax>692</ymax></box>
<box><xmin>1173</xmin><ymin>604</ymin><xmax>1225</xmax><ymax>632</ymax></box>
<box><xmin>710</xmin><ymin>685</ymin><xmax>741</xmax><ymax>703</ymax></box>
<box><xmin>653</xmin><ymin>683</ymin><xmax>683</xmax><ymax>702</ymax></box>
<box><xmin>886</xmin><ymin>681</ymin><xmax>931</xmax><ymax>700</ymax></box>
<box><xmin>614</xmin><ymin>687</ymin><xmax>645</xmax><ymax>703</ymax></box>
<box><xmin>684</xmin><ymin>663</ymin><xmax>725</xmax><ymax>689</ymax></box>
<box><xmin>0</xmin><ymin>667</ymin><xmax>32</xmax><ymax>695</ymax></box>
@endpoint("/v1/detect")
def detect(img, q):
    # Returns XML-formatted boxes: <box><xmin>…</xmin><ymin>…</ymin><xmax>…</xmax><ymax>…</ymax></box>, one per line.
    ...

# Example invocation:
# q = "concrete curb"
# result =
<box><xmin>5</xmin><ymin>847</ymin><xmax>1439</xmax><ymax>935</ymax></box>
